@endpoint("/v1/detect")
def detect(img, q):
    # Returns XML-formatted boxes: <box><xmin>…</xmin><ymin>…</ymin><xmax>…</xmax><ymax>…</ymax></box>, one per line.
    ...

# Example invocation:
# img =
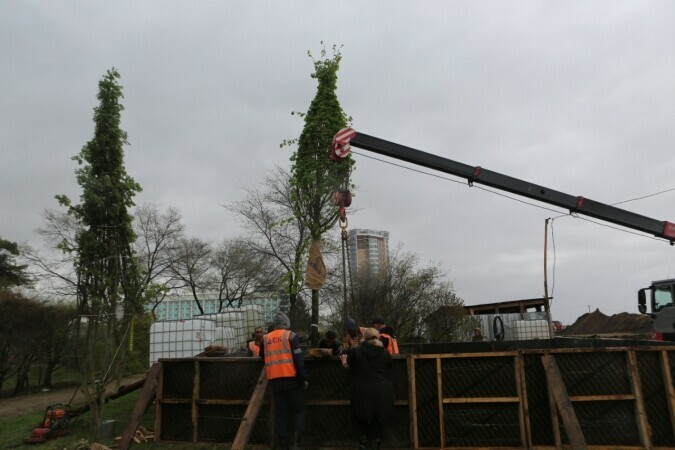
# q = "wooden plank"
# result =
<box><xmin>627</xmin><ymin>351</ymin><xmax>652</xmax><ymax>449</ymax></box>
<box><xmin>118</xmin><ymin>362</ymin><xmax>161</xmax><ymax>450</ymax></box>
<box><xmin>414</xmin><ymin>351</ymin><xmax>519</xmax><ymax>359</ymax></box>
<box><xmin>569</xmin><ymin>394</ymin><xmax>636</xmax><ymax>402</ymax></box>
<box><xmin>660</xmin><ymin>349</ymin><xmax>675</xmax><ymax>442</ymax></box>
<box><xmin>523</xmin><ymin>346</ymin><xmax>675</xmax><ymax>356</ymax></box>
<box><xmin>541</xmin><ymin>354</ymin><xmax>587</xmax><ymax>450</ymax></box>
<box><xmin>408</xmin><ymin>355</ymin><xmax>418</xmax><ymax>450</ymax></box>
<box><xmin>437</xmin><ymin>358</ymin><xmax>445</xmax><ymax>449</ymax></box>
<box><xmin>195</xmin><ymin>399</ymin><xmax>252</xmax><ymax>405</ymax></box>
<box><xmin>442</xmin><ymin>397</ymin><xmax>519</xmax><ymax>404</ymax></box>
<box><xmin>158</xmin><ymin>398</ymin><xmax>192</xmax><ymax>404</ymax></box>
<box><xmin>546</xmin><ymin>377</ymin><xmax>562</xmax><ymax>450</ymax></box>
<box><xmin>515</xmin><ymin>354</ymin><xmax>531</xmax><ymax>448</ymax></box>
<box><xmin>231</xmin><ymin>368</ymin><xmax>268</xmax><ymax>450</ymax></box>
<box><xmin>192</xmin><ymin>360</ymin><xmax>199</xmax><ymax>443</ymax></box>
<box><xmin>154</xmin><ymin>362</ymin><xmax>163</xmax><ymax>442</ymax></box>
<box><xmin>303</xmin><ymin>399</ymin><xmax>409</xmax><ymax>406</ymax></box>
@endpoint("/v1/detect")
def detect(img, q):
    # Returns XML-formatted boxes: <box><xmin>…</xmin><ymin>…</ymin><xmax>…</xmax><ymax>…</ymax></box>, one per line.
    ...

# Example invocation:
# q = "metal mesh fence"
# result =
<box><xmin>156</xmin><ymin>346</ymin><xmax>675</xmax><ymax>448</ymax></box>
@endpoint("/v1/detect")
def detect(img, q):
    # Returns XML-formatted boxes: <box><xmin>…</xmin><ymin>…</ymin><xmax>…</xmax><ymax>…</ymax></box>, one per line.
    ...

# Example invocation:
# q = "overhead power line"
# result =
<box><xmin>353</xmin><ymin>150</ymin><xmax>674</xmax><ymax>244</ymax></box>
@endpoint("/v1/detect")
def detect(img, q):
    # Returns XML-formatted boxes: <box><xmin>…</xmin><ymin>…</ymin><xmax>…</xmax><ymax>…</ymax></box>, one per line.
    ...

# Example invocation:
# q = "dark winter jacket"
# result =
<box><xmin>347</xmin><ymin>342</ymin><xmax>394</xmax><ymax>424</ymax></box>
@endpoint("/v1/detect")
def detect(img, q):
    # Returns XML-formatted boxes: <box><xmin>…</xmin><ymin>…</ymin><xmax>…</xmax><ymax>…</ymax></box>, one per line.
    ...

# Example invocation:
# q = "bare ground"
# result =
<box><xmin>0</xmin><ymin>374</ymin><xmax>146</xmax><ymax>420</ymax></box>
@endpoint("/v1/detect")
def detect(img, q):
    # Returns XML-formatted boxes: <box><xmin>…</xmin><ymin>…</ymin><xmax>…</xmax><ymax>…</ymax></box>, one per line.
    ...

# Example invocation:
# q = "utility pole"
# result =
<box><xmin>544</xmin><ymin>219</ymin><xmax>554</xmax><ymax>338</ymax></box>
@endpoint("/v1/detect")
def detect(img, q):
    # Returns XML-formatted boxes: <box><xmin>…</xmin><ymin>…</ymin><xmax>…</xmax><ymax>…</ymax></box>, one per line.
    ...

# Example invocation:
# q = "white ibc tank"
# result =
<box><xmin>213</xmin><ymin>327</ymin><xmax>237</xmax><ymax>352</ymax></box>
<box><xmin>513</xmin><ymin>319</ymin><xmax>550</xmax><ymax>341</ymax></box>
<box><xmin>149</xmin><ymin>318</ymin><xmax>216</xmax><ymax>365</ymax></box>
<box><xmin>214</xmin><ymin>311</ymin><xmax>246</xmax><ymax>350</ymax></box>
<box><xmin>241</xmin><ymin>304</ymin><xmax>264</xmax><ymax>334</ymax></box>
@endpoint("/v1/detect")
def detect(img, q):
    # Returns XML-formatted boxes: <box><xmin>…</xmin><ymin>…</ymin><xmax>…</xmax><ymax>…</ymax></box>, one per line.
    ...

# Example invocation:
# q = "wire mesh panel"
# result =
<box><xmin>573</xmin><ymin>400</ymin><xmax>641</xmax><ymax>445</ymax></box>
<box><xmin>637</xmin><ymin>350</ymin><xmax>675</xmax><ymax>447</ymax></box>
<box><xmin>555</xmin><ymin>351</ymin><xmax>631</xmax><ymax>396</ymax></box>
<box><xmin>444</xmin><ymin>403</ymin><xmax>521</xmax><ymax>447</ymax></box>
<box><xmin>441</xmin><ymin>356</ymin><xmax>516</xmax><ymax>398</ymax></box>
<box><xmin>199</xmin><ymin>359</ymin><xmax>263</xmax><ymax>400</ymax></box>
<box><xmin>197</xmin><ymin>404</ymin><xmax>271</xmax><ymax>444</ymax></box>
<box><xmin>414</xmin><ymin>358</ymin><xmax>440</xmax><ymax>448</ymax></box>
<box><xmin>154</xmin><ymin>346</ymin><xmax>675</xmax><ymax>448</ymax></box>
<box><xmin>161</xmin><ymin>360</ymin><xmax>195</xmax><ymax>399</ymax></box>
<box><xmin>523</xmin><ymin>354</ymin><xmax>554</xmax><ymax>446</ymax></box>
<box><xmin>159</xmin><ymin>403</ymin><xmax>192</xmax><ymax>442</ymax></box>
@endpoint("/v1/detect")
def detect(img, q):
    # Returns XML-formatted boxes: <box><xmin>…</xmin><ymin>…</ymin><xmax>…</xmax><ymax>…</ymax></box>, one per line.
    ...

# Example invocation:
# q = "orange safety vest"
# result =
<box><xmin>248</xmin><ymin>340</ymin><xmax>260</xmax><ymax>357</ymax></box>
<box><xmin>379</xmin><ymin>332</ymin><xmax>399</xmax><ymax>355</ymax></box>
<box><xmin>263</xmin><ymin>329</ymin><xmax>297</xmax><ymax>380</ymax></box>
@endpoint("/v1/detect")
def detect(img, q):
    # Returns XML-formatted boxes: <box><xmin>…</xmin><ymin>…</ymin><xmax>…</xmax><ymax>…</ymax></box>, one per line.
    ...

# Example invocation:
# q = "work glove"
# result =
<box><xmin>302</xmin><ymin>380</ymin><xmax>309</xmax><ymax>390</ymax></box>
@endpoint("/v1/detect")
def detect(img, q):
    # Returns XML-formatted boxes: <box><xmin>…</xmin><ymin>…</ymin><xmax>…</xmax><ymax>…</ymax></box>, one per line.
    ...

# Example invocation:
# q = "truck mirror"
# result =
<box><xmin>638</xmin><ymin>289</ymin><xmax>647</xmax><ymax>314</ymax></box>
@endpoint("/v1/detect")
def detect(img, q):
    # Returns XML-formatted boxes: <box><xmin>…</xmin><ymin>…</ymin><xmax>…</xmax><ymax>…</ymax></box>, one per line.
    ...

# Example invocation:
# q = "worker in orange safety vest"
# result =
<box><xmin>247</xmin><ymin>326</ymin><xmax>264</xmax><ymax>357</ymax></box>
<box><xmin>261</xmin><ymin>312</ymin><xmax>308</xmax><ymax>450</ymax></box>
<box><xmin>372</xmin><ymin>316</ymin><xmax>399</xmax><ymax>355</ymax></box>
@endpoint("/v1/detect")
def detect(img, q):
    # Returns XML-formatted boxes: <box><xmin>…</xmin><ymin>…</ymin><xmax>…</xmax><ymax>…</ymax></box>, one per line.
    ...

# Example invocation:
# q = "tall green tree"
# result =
<box><xmin>57</xmin><ymin>68</ymin><xmax>143</xmax><ymax>442</ymax></box>
<box><xmin>288</xmin><ymin>45</ymin><xmax>354</xmax><ymax>344</ymax></box>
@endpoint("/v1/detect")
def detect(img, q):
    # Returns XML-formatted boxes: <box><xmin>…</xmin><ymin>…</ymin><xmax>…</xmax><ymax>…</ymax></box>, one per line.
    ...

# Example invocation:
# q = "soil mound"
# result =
<box><xmin>562</xmin><ymin>309</ymin><xmax>652</xmax><ymax>336</ymax></box>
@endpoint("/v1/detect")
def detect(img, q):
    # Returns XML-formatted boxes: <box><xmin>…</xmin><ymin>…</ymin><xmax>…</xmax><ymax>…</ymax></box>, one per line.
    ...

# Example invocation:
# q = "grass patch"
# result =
<box><xmin>1</xmin><ymin>365</ymin><xmax>80</xmax><ymax>398</ymax></box>
<box><xmin>0</xmin><ymin>390</ymin><xmax>231</xmax><ymax>450</ymax></box>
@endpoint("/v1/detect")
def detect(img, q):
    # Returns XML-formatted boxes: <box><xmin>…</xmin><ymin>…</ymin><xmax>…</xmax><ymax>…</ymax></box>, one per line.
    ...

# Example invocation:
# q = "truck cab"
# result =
<box><xmin>638</xmin><ymin>279</ymin><xmax>675</xmax><ymax>340</ymax></box>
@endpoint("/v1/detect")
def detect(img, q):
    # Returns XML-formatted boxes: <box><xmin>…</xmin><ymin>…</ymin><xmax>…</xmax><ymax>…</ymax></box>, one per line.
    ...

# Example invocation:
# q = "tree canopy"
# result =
<box><xmin>0</xmin><ymin>237</ymin><xmax>30</xmax><ymax>289</ymax></box>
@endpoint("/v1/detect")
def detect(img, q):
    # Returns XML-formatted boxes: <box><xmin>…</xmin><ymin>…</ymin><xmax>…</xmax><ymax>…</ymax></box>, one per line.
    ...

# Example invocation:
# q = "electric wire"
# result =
<box><xmin>353</xmin><ymin>148</ymin><xmax>674</xmax><ymax>322</ymax></box>
<box><xmin>352</xmin><ymin>149</ymin><xmax>673</xmax><ymax>244</ymax></box>
<box><xmin>352</xmin><ymin>150</ymin><xmax>566</xmax><ymax>215</ymax></box>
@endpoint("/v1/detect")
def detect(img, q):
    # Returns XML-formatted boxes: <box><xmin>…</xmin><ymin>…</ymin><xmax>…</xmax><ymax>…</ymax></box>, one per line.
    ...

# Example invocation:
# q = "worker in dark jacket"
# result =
<box><xmin>318</xmin><ymin>330</ymin><xmax>341</xmax><ymax>355</ymax></box>
<box><xmin>346</xmin><ymin>327</ymin><xmax>394</xmax><ymax>450</ymax></box>
<box><xmin>261</xmin><ymin>312</ymin><xmax>308</xmax><ymax>450</ymax></box>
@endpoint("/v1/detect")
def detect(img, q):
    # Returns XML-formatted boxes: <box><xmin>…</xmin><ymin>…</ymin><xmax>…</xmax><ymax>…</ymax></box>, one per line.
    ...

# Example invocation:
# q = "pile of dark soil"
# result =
<box><xmin>562</xmin><ymin>309</ymin><xmax>652</xmax><ymax>336</ymax></box>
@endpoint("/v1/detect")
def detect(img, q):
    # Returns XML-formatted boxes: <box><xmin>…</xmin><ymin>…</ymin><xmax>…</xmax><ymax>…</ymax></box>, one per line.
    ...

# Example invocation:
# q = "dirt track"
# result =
<box><xmin>0</xmin><ymin>374</ymin><xmax>146</xmax><ymax>420</ymax></box>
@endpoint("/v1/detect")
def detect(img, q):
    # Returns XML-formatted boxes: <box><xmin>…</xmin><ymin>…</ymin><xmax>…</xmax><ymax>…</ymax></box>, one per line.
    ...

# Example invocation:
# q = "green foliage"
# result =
<box><xmin>59</xmin><ymin>67</ymin><xmax>143</xmax><ymax>317</ymax></box>
<box><xmin>288</xmin><ymin>44</ymin><xmax>354</xmax><ymax>239</ymax></box>
<box><xmin>123</xmin><ymin>313</ymin><xmax>152</xmax><ymax>374</ymax></box>
<box><xmin>56</xmin><ymin>68</ymin><xmax>144</xmax><ymax>442</ymax></box>
<box><xmin>0</xmin><ymin>237</ymin><xmax>31</xmax><ymax>289</ymax></box>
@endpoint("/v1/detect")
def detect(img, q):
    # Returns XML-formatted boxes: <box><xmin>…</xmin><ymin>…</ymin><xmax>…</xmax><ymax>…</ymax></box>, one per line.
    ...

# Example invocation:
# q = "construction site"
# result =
<box><xmin>108</xmin><ymin>129</ymin><xmax>675</xmax><ymax>450</ymax></box>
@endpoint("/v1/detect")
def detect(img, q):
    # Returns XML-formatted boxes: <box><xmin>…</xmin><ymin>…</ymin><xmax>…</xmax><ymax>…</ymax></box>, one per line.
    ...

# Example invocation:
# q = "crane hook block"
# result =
<box><xmin>330</xmin><ymin>128</ymin><xmax>356</xmax><ymax>161</ymax></box>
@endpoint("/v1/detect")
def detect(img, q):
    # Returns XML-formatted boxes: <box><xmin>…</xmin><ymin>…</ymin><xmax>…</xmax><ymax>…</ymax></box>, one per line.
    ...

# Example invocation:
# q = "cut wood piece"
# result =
<box><xmin>231</xmin><ymin>368</ymin><xmax>268</xmax><ymax>450</ymax></box>
<box><xmin>542</xmin><ymin>354</ymin><xmax>587</xmax><ymax>450</ymax></box>
<box><xmin>118</xmin><ymin>362</ymin><xmax>161</xmax><ymax>450</ymax></box>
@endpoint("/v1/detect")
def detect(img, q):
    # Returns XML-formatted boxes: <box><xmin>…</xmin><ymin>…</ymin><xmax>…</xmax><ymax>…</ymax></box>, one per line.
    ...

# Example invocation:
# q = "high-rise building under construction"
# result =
<box><xmin>347</xmin><ymin>229</ymin><xmax>390</xmax><ymax>276</ymax></box>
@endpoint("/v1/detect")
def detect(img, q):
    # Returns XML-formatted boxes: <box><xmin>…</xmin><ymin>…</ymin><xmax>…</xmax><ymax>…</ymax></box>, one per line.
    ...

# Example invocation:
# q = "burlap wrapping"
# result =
<box><xmin>305</xmin><ymin>238</ymin><xmax>327</xmax><ymax>290</ymax></box>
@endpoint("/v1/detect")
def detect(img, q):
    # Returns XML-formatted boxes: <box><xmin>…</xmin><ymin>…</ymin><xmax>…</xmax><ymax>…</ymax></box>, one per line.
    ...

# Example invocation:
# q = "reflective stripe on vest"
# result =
<box><xmin>263</xmin><ymin>329</ymin><xmax>297</xmax><ymax>379</ymax></box>
<box><xmin>380</xmin><ymin>332</ymin><xmax>399</xmax><ymax>355</ymax></box>
<box><xmin>248</xmin><ymin>340</ymin><xmax>260</xmax><ymax>357</ymax></box>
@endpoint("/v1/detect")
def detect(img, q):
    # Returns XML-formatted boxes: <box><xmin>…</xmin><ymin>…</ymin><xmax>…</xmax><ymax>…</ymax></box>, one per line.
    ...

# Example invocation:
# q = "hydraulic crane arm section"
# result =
<box><xmin>343</xmin><ymin>131</ymin><xmax>675</xmax><ymax>243</ymax></box>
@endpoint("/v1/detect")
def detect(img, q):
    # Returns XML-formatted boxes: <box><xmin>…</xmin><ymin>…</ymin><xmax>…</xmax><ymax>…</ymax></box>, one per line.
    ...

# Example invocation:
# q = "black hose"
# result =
<box><xmin>493</xmin><ymin>316</ymin><xmax>505</xmax><ymax>341</ymax></box>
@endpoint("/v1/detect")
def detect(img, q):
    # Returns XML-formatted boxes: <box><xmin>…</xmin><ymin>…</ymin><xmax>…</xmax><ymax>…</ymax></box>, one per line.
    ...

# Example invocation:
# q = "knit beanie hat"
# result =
<box><xmin>273</xmin><ymin>312</ymin><xmax>291</xmax><ymax>329</ymax></box>
<box><xmin>363</xmin><ymin>327</ymin><xmax>383</xmax><ymax>347</ymax></box>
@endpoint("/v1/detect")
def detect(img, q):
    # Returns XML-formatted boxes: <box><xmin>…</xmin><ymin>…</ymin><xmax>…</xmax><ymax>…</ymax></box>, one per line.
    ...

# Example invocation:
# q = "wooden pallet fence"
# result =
<box><xmin>152</xmin><ymin>346</ymin><xmax>675</xmax><ymax>449</ymax></box>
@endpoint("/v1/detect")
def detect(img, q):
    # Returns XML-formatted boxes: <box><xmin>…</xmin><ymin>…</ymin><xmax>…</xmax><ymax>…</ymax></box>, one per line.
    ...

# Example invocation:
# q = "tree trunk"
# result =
<box><xmin>288</xmin><ymin>292</ymin><xmax>298</xmax><ymax>329</ymax></box>
<box><xmin>311</xmin><ymin>289</ymin><xmax>319</xmax><ymax>346</ymax></box>
<box><xmin>42</xmin><ymin>360</ymin><xmax>58</xmax><ymax>389</ymax></box>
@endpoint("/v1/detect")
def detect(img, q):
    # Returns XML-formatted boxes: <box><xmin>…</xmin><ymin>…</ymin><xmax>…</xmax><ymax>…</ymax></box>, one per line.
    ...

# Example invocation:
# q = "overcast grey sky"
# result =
<box><xmin>2</xmin><ymin>1</ymin><xmax>675</xmax><ymax>324</ymax></box>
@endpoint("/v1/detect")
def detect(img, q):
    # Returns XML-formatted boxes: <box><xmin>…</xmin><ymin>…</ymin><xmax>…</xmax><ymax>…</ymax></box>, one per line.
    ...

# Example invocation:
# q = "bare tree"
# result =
<box><xmin>133</xmin><ymin>204</ymin><xmax>184</xmax><ymax>315</ymax></box>
<box><xmin>330</xmin><ymin>245</ymin><xmax>469</xmax><ymax>343</ymax></box>
<box><xmin>210</xmin><ymin>238</ymin><xmax>273</xmax><ymax>311</ymax></box>
<box><xmin>228</xmin><ymin>168</ymin><xmax>311</xmax><ymax>328</ymax></box>
<box><xmin>168</xmin><ymin>237</ymin><xmax>212</xmax><ymax>314</ymax></box>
